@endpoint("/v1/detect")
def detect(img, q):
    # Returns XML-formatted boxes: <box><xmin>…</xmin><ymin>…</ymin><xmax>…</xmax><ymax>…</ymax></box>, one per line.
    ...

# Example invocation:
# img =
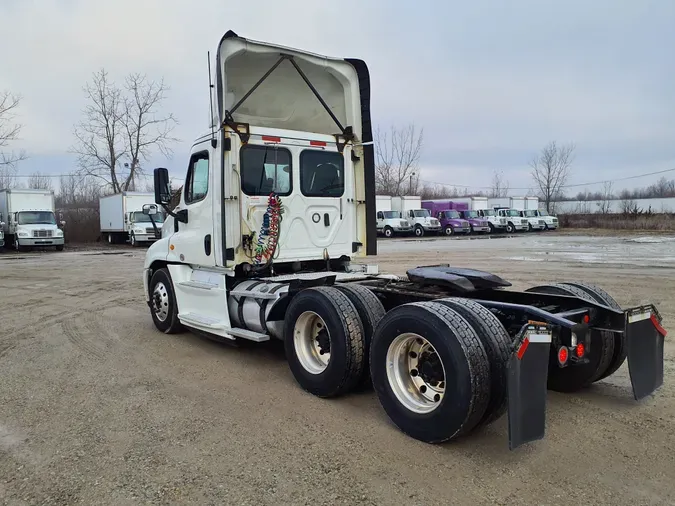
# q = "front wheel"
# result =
<box><xmin>506</xmin><ymin>222</ymin><xmax>515</xmax><ymax>233</ymax></box>
<box><xmin>443</xmin><ymin>225</ymin><xmax>454</xmax><ymax>236</ymax></box>
<box><xmin>488</xmin><ymin>223</ymin><xmax>495</xmax><ymax>233</ymax></box>
<box><xmin>414</xmin><ymin>225</ymin><xmax>425</xmax><ymax>237</ymax></box>
<box><xmin>383</xmin><ymin>226</ymin><xmax>393</xmax><ymax>238</ymax></box>
<box><xmin>130</xmin><ymin>232</ymin><xmax>137</xmax><ymax>247</ymax></box>
<box><xmin>528</xmin><ymin>223</ymin><xmax>533</xmax><ymax>232</ymax></box>
<box><xmin>149</xmin><ymin>268</ymin><xmax>184</xmax><ymax>334</ymax></box>
<box><xmin>56</xmin><ymin>244</ymin><xmax>64</xmax><ymax>252</ymax></box>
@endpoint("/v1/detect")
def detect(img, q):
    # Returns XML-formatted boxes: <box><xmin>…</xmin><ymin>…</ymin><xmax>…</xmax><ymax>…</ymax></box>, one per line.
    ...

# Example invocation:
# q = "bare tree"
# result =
<box><xmin>0</xmin><ymin>91</ymin><xmax>28</xmax><ymax>188</ymax></box>
<box><xmin>71</xmin><ymin>69</ymin><xmax>178</xmax><ymax>194</ymax></box>
<box><xmin>598</xmin><ymin>181</ymin><xmax>613</xmax><ymax>214</ymax></box>
<box><xmin>530</xmin><ymin>141</ymin><xmax>575</xmax><ymax>212</ymax></box>
<box><xmin>374</xmin><ymin>124</ymin><xmax>423</xmax><ymax>196</ymax></box>
<box><xmin>27</xmin><ymin>171</ymin><xmax>54</xmax><ymax>191</ymax></box>
<box><xmin>490</xmin><ymin>169</ymin><xmax>510</xmax><ymax>198</ymax></box>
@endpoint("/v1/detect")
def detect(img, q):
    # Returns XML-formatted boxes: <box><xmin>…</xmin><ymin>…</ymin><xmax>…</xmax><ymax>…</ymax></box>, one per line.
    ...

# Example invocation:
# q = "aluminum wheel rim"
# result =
<box><xmin>294</xmin><ymin>311</ymin><xmax>330</xmax><ymax>374</ymax></box>
<box><xmin>152</xmin><ymin>281</ymin><xmax>170</xmax><ymax>322</ymax></box>
<box><xmin>445</xmin><ymin>227</ymin><xmax>453</xmax><ymax>236</ymax></box>
<box><xmin>386</xmin><ymin>333</ymin><xmax>446</xmax><ymax>414</ymax></box>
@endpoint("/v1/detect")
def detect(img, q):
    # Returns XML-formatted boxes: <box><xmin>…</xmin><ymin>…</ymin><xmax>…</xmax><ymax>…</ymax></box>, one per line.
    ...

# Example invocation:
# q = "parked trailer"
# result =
<box><xmin>142</xmin><ymin>31</ymin><xmax>666</xmax><ymax>450</ymax></box>
<box><xmin>0</xmin><ymin>189</ymin><xmax>65</xmax><ymax>251</ymax></box>
<box><xmin>376</xmin><ymin>195</ymin><xmax>412</xmax><ymax>237</ymax></box>
<box><xmin>100</xmin><ymin>192</ymin><xmax>164</xmax><ymax>246</ymax></box>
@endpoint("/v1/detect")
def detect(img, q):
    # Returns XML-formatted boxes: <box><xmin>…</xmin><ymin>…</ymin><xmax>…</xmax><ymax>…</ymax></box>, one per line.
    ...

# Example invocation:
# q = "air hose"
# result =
<box><xmin>254</xmin><ymin>192</ymin><xmax>283</xmax><ymax>265</ymax></box>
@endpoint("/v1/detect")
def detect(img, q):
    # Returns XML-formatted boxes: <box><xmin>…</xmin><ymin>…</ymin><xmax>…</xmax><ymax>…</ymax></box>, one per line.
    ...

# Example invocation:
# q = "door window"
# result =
<box><xmin>185</xmin><ymin>152</ymin><xmax>209</xmax><ymax>204</ymax></box>
<box><xmin>300</xmin><ymin>150</ymin><xmax>344</xmax><ymax>198</ymax></box>
<box><xmin>240</xmin><ymin>145</ymin><xmax>292</xmax><ymax>196</ymax></box>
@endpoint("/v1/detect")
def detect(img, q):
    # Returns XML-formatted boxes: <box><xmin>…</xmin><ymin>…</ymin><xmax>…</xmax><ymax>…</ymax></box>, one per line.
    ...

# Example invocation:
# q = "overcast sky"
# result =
<box><xmin>1</xmin><ymin>0</ymin><xmax>674</xmax><ymax>195</ymax></box>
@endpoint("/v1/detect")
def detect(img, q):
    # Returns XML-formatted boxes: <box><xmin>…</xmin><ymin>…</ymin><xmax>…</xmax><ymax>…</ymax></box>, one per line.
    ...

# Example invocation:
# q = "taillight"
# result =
<box><xmin>583</xmin><ymin>314</ymin><xmax>590</xmax><ymax>324</ymax></box>
<box><xmin>558</xmin><ymin>346</ymin><xmax>569</xmax><ymax>366</ymax></box>
<box><xmin>575</xmin><ymin>343</ymin><xmax>585</xmax><ymax>358</ymax></box>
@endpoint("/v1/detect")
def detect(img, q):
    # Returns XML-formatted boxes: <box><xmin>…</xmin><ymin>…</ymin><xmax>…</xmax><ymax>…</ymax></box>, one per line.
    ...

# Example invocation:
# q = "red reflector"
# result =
<box><xmin>262</xmin><ymin>136</ymin><xmax>281</xmax><ymax>143</ymax></box>
<box><xmin>583</xmin><ymin>314</ymin><xmax>590</xmax><ymax>324</ymax></box>
<box><xmin>575</xmin><ymin>343</ymin><xmax>585</xmax><ymax>358</ymax></box>
<box><xmin>650</xmin><ymin>314</ymin><xmax>667</xmax><ymax>337</ymax></box>
<box><xmin>558</xmin><ymin>346</ymin><xmax>569</xmax><ymax>365</ymax></box>
<box><xmin>516</xmin><ymin>337</ymin><xmax>530</xmax><ymax>360</ymax></box>
<box><xmin>310</xmin><ymin>140</ymin><xmax>327</xmax><ymax>147</ymax></box>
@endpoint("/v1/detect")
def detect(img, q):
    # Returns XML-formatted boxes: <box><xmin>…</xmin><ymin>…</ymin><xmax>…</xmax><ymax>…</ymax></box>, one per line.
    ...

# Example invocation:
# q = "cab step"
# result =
<box><xmin>178</xmin><ymin>313</ymin><xmax>269</xmax><ymax>342</ymax></box>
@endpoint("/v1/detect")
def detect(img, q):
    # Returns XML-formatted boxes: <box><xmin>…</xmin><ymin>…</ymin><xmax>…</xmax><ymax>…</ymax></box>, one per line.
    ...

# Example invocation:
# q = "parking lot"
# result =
<box><xmin>1</xmin><ymin>232</ymin><xmax>674</xmax><ymax>505</ymax></box>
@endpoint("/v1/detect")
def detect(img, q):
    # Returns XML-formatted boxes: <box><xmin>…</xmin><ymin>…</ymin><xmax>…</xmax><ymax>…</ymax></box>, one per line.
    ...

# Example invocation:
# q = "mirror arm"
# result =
<box><xmin>160</xmin><ymin>204</ymin><xmax>188</xmax><ymax>224</ymax></box>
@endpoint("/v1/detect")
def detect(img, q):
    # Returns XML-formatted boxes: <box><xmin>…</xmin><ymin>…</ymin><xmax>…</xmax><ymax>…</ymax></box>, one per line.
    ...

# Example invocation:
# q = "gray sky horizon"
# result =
<box><xmin>1</xmin><ymin>0</ymin><xmax>674</xmax><ymax>196</ymax></box>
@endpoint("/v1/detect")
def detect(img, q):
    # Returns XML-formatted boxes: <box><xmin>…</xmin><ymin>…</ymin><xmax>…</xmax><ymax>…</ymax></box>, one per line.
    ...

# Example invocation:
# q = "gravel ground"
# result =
<box><xmin>1</xmin><ymin>232</ymin><xmax>674</xmax><ymax>505</ymax></box>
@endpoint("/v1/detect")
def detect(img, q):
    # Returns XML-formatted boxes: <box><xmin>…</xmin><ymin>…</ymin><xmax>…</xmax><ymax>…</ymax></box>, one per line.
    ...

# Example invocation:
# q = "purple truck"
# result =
<box><xmin>422</xmin><ymin>200</ymin><xmax>491</xmax><ymax>235</ymax></box>
<box><xmin>421</xmin><ymin>201</ymin><xmax>471</xmax><ymax>236</ymax></box>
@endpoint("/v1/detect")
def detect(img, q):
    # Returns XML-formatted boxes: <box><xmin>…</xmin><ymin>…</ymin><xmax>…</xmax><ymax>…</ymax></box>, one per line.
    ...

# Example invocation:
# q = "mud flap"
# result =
<box><xmin>626</xmin><ymin>305</ymin><xmax>666</xmax><ymax>401</ymax></box>
<box><xmin>507</xmin><ymin>323</ymin><xmax>552</xmax><ymax>450</ymax></box>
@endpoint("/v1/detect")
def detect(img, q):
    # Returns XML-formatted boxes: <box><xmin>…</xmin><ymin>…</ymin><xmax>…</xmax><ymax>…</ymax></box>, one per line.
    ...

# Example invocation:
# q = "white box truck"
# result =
<box><xmin>375</xmin><ymin>195</ymin><xmax>412</xmax><ymax>237</ymax></box>
<box><xmin>488</xmin><ymin>197</ymin><xmax>530</xmax><ymax>232</ymax></box>
<box><xmin>508</xmin><ymin>196</ymin><xmax>545</xmax><ymax>232</ymax></box>
<box><xmin>525</xmin><ymin>197</ymin><xmax>559</xmax><ymax>230</ymax></box>
<box><xmin>0</xmin><ymin>189</ymin><xmax>65</xmax><ymax>251</ymax></box>
<box><xmin>99</xmin><ymin>192</ymin><xmax>164</xmax><ymax>246</ymax></box>
<box><xmin>391</xmin><ymin>195</ymin><xmax>441</xmax><ymax>237</ymax></box>
<box><xmin>139</xmin><ymin>30</ymin><xmax>666</xmax><ymax>451</ymax></box>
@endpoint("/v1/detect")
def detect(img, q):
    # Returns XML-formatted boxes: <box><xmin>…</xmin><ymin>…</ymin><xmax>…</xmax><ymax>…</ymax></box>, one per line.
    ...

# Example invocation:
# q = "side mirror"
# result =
<box><xmin>154</xmin><ymin>168</ymin><xmax>172</xmax><ymax>205</ymax></box>
<box><xmin>143</xmin><ymin>203</ymin><xmax>159</xmax><ymax>216</ymax></box>
<box><xmin>60</xmin><ymin>221</ymin><xmax>66</xmax><ymax>227</ymax></box>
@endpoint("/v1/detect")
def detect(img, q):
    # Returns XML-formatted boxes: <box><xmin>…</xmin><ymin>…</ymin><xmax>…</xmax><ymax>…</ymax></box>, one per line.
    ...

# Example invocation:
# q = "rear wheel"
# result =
<box><xmin>334</xmin><ymin>284</ymin><xmax>385</xmax><ymax>389</ymax></box>
<box><xmin>435</xmin><ymin>298</ymin><xmax>511</xmax><ymax>427</ymax></box>
<box><xmin>284</xmin><ymin>287</ymin><xmax>365</xmax><ymax>398</ymax></box>
<box><xmin>370</xmin><ymin>302</ymin><xmax>490</xmax><ymax>443</ymax></box>
<box><xmin>149</xmin><ymin>268</ymin><xmax>184</xmax><ymax>334</ymax></box>
<box><xmin>525</xmin><ymin>283</ymin><xmax>614</xmax><ymax>392</ymax></box>
<box><xmin>558</xmin><ymin>282</ymin><xmax>626</xmax><ymax>381</ymax></box>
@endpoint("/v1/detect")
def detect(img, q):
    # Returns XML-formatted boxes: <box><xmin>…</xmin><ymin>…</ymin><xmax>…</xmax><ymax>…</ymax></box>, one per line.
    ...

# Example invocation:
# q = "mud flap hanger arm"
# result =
<box><xmin>222</xmin><ymin>54</ymin><xmax>355</xmax><ymax>151</ymax></box>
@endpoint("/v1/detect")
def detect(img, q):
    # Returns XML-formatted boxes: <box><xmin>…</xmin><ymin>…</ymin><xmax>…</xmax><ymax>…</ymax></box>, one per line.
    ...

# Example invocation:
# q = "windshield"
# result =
<box><xmin>382</xmin><ymin>211</ymin><xmax>399</xmax><ymax>219</ymax></box>
<box><xmin>17</xmin><ymin>211</ymin><xmax>56</xmax><ymax>225</ymax></box>
<box><xmin>443</xmin><ymin>210</ymin><xmax>460</xmax><ymax>219</ymax></box>
<box><xmin>413</xmin><ymin>210</ymin><xmax>430</xmax><ymax>218</ymax></box>
<box><xmin>507</xmin><ymin>210</ymin><xmax>520</xmax><ymax>217</ymax></box>
<box><xmin>462</xmin><ymin>210</ymin><xmax>478</xmax><ymax>218</ymax></box>
<box><xmin>524</xmin><ymin>210</ymin><xmax>537</xmax><ymax>217</ymax></box>
<box><xmin>482</xmin><ymin>209</ymin><xmax>494</xmax><ymax>216</ymax></box>
<box><xmin>537</xmin><ymin>210</ymin><xmax>549</xmax><ymax>216</ymax></box>
<box><xmin>132</xmin><ymin>211</ymin><xmax>164</xmax><ymax>223</ymax></box>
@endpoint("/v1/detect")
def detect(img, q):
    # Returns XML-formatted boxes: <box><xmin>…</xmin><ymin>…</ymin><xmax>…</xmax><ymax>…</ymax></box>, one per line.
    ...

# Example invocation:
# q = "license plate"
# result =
<box><xmin>628</xmin><ymin>310</ymin><xmax>652</xmax><ymax>323</ymax></box>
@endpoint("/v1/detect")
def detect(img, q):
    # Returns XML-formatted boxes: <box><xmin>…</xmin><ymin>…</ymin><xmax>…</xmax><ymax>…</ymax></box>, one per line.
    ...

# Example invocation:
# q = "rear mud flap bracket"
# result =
<box><xmin>507</xmin><ymin>323</ymin><xmax>552</xmax><ymax>450</ymax></box>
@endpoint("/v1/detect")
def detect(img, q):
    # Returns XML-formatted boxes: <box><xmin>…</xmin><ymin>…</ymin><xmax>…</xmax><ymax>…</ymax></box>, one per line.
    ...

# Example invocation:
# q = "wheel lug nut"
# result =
<box><xmin>434</xmin><ymin>394</ymin><xmax>441</xmax><ymax>402</ymax></box>
<box><xmin>420</xmin><ymin>385</ymin><xmax>427</xmax><ymax>393</ymax></box>
<box><xmin>410</xmin><ymin>369</ymin><xmax>418</xmax><ymax>377</ymax></box>
<box><xmin>409</xmin><ymin>351</ymin><xmax>417</xmax><ymax>359</ymax></box>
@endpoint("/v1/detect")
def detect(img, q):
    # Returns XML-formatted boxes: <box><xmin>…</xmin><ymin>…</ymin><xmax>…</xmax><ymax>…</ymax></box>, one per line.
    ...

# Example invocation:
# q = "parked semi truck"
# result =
<box><xmin>375</xmin><ymin>195</ymin><xmax>412</xmax><ymax>237</ymax></box>
<box><xmin>391</xmin><ymin>195</ymin><xmax>441</xmax><ymax>237</ymax></box>
<box><xmin>100</xmin><ymin>192</ymin><xmax>164</xmax><ymax>246</ymax></box>
<box><xmin>525</xmin><ymin>198</ymin><xmax>559</xmax><ymax>230</ymax></box>
<box><xmin>421</xmin><ymin>201</ymin><xmax>471</xmax><ymax>235</ymax></box>
<box><xmin>0</xmin><ymin>189</ymin><xmax>65</xmax><ymax>251</ymax></box>
<box><xmin>142</xmin><ymin>31</ymin><xmax>666</xmax><ymax>450</ymax></box>
<box><xmin>448</xmin><ymin>196</ymin><xmax>506</xmax><ymax>232</ymax></box>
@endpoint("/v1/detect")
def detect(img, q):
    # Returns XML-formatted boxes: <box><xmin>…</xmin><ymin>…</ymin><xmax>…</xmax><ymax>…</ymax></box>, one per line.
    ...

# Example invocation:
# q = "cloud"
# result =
<box><xmin>1</xmin><ymin>0</ymin><xmax>674</xmax><ymax>193</ymax></box>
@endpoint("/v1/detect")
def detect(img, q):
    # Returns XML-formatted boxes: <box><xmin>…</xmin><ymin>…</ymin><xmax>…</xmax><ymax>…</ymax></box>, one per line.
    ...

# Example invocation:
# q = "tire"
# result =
<box><xmin>130</xmin><ymin>232</ymin><xmax>137</xmax><ymax>247</ymax></box>
<box><xmin>544</xmin><ymin>223</ymin><xmax>550</xmax><ymax>231</ymax></box>
<box><xmin>558</xmin><ymin>282</ymin><xmax>626</xmax><ymax>381</ymax></box>
<box><xmin>506</xmin><ymin>222</ymin><xmax>515</xmax><ymax>233</ymax></box>
<box><xmin>525</xmin><ymin>283</ymin><xmax>614</xmax><ymax>392</ymax></box>
<box><xmin>370</xmin><ymin>301</ymin><xmax>490</xmax><ymax>443</ymax></box>
<box><xmin>284</xmin><ymin>287</ymin><xmax>365</xmax><ymax>398</ymax></box>
<box><xmin>383</xmin><ymin>226</ymin><xmax>393</xmax><ymax>238</ymax></box>
<box><xmin>149</xmin><ymin>268</ymin><xmax>184</xmax><ymax>334</ymax></box>
<box><xmin>414</xmin><ymin>225</ymin><xmax>424</xmax><ymax>238</ymax></box>
<box><xmin>334</xmin><ymin>283</ymin><xmax>386</xmax><ymax>388</ymax></box>
<box><xmin>528</xmin><ymin>223</ymin><xmax>533</xmax><ymax>232</ymax></box>
<box><xmin>107</xmin><ymin>233</ymin><xmax>113</xmax><ymax>245</ymax></box>
<box><xmin>488</xmin><ymin>223</ymin><xmax>495</xmax><ymax>233</ymax></box>
<box><xmin>56</xmin><ymin>244</ymin><xmax>64</xmax><ymax>252</ymax></box>
<box><xmin>14</xmin><ymin>238</ymin><xmax>27</xmax><ymax>253</ymax></box>
<box><xmin>434</xmin><ymin>298</ymin><xmax>510</xmax><ymax>427</ymax></box>
<box><xmin>443</xmin><ymin>225</ymin><xmax>454</xmax><ymax>236</ymax></box>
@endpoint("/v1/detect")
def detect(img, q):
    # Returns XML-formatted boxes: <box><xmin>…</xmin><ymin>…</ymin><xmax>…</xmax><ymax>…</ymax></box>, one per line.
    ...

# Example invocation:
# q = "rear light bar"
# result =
<box><xmin>256</xmin><ymin>134</ymin><xmax>332</xmax><ymax>147</ymax></box>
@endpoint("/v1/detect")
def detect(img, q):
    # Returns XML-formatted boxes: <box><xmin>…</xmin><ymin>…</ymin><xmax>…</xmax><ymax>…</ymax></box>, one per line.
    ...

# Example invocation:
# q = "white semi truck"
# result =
<box><xmin>391</xmin><ymin>195</ymin><xmax>441</xmax><ymax>237</ymax></box>
<box><xmin>99</xmin><ymin>192</ymin><xmax>164</xmax><ymax>246</ymax></box>
<box><xmin>375</xmin><ymin>195</ymin><xmax>412</xmax><ymax>237</ymax></box>
<box><xmin>141</xmin><ymin>30</ymin><xmax>665</xmax><ymax>451</ymax></box>
<box><xmin>0</xmin><ymin>189</ymin><xmax>65</xmax><ymax>251</ymax></box>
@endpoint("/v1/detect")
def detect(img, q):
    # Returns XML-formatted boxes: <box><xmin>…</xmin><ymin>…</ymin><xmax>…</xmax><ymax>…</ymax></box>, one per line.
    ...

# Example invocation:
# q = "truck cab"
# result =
<box><xmin>494</xmin><ymin>207</ymin><xmax>528</xmax><ymax>233</ymax></box>
<box><xmin>376</xmin><ymin>210</ymin><xmax>412</xmax><ymax>237</ymax></box>
<box><xmin>517</xmin><ymin>209</ymin><xmax>546</xmax><ymax>231</ymax></box>
<box><xmin>404</xmin><ymin>209</ymin><xmax>442</xmax><ymax>237</ymax></box>
<box><xmin>125</xmin><ymin>209</ymin><xmax>165</xmax><ymax>245</ymax></box>
<box><xmin>533</xmin><ymin>209</ymin><xmax>559</xmax><ymax>230</ymax></box>
<box><xmin>457</xmin><ymin>210</ymin><xmax>490</xmax><ymax>234</ymax></box>
<box><xmin>475</xmin><ymin>208</ymin><xmax>507</xmax><ymax>232</ymax></box>
<box><xmin>0</xmin><ymin>189</ymin><xmax>65</xmax><ymax>251</ymax></box>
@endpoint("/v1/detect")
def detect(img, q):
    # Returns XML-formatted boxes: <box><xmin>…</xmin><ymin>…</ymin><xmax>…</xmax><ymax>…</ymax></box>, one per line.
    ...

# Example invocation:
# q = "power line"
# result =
<box><xmin>420</xmin><ymin>167</ymin><xmax>675</xmax><ymax>191</ymax></box>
